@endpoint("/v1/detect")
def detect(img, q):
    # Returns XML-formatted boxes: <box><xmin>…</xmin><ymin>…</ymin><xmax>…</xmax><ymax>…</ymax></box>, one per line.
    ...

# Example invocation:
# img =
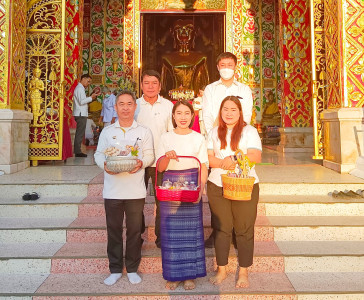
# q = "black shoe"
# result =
<box><xmin>75</xmin><ymin>153</ymin><xmax>87</xmax><ymax>157</ymax></box>
<box><xmin>22</xmin><ymin>193</ymin><xmax>31</xmax><ymax>201</ymax></box>
<box><xmin>204</xmin><ymin>234</ymin><xmax>214</xmax><ymax>248</ymax></box>
<box><xmin>30</xmin><ymin>192</ymin><xmax>40</xmax><ymax>200</ymax></box>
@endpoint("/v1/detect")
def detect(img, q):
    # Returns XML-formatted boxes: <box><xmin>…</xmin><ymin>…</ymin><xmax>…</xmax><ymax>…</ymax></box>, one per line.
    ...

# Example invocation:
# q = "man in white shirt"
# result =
<box><xmin>135</xmin><ymin>70</ymin><xmax>173</xmax><ymax>248</ymax></box>
<box><xmin>201</xmin><ymin>52</ymin><xmax>254</xmax><ymax>248</ymax></box>
<box><xmin>72</xmin><ymin>74</ymin><xmax>100</xmax><ymax>157</ymax></box>
<box><xmin>202</xmin><ymin>52</ymin><xmax>253</xmax><ymax>134</ymax></box>
<box><xmin>94</xmin><ymin>91</ymin><xmax>154</xmax><ymax>286</ymax></box>
<box><xmin>99</xmin><ymin>87</ymin><xmax>117</xmax><ymax>127</ymax></box>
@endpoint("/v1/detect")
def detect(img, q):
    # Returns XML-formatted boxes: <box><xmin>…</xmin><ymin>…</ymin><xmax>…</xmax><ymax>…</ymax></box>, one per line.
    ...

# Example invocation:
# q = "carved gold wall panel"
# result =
<box><xmin>0</xmin><ymin>0</ymin><xmax>27</xmax><ymax>110</ymax></box>
<box><xmin>0</xmin><ymin>0</ymin><xmax>9</xmax><ymax>109</ymax></box>
<box><xmin>120</xmin><ymin>0</ymin><xmax>279</xmax><ymax>121</ymax></box>
<box><xmin>311</xmin><ymin>0</ymin><xmax>326</xmax><ymax>158</ymax></box>
<box><xmin>345</xmin><ymin>0</ymin><xmax>364</xmax><ymax>107</ymax></box>
<box><xmin>123</xmin><ymin>0</ymin><xmax>140</xmax><ymax>88</ymax></box>
<box><xmin>324</xmin><ymin>0</ymin><xmax>342</xmax><ymax>108</ymax></box>
<box><xmin>25</xmin><ymin>0</ymin><xmax>65</xmax><ymax>162</ymax></box>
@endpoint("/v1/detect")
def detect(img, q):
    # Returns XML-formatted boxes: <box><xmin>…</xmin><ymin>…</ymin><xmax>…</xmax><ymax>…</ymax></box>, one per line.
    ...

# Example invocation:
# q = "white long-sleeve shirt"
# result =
<box><xmin>202</xmin><ymin>79</ymin><xmax>253</xmax><ymax>134</ymax></box>
<box><xmin>72</xmin><ymin>83</ymin><xmax>92</xmax><ymax>117</ymax></box>
<box><xmin>94</xmin><ymin>120</ymin><xmax>154</xmax><ymax>199</ymax></box>
<box><xmin>135</xmin><ymin>95</ymin><xmax>174</xmax><ymax>167</ymax></box>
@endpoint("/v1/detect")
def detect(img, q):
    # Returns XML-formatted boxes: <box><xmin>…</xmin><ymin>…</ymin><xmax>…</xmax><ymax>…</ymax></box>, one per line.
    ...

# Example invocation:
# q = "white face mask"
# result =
<box><xmin>219</xmin><ymin>68</ymin><xmax>235</xmax><ymax>80</ymax></box>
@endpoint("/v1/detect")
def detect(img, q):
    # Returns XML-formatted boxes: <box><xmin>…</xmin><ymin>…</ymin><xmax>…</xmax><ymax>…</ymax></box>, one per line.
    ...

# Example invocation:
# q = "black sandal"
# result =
<box><xmin>30</xmin><ymin>192</ymin><xmax>40</xmax><ymax>200</ymax></box>
<box><xmin>22</xmin><ymin>193</ymin><xmax>31</xmax><ymax>201</ymax></box>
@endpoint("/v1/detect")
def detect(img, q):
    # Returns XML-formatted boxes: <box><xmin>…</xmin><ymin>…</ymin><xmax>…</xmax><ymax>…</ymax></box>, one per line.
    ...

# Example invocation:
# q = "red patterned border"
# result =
<box><xmin>280</xmin><ymin>0</ymin><xmax>312</xmax><ymax>127</ymax></box>
<box><xmin>64</xmin><ymin>0</ymin><xmax>84</xmax><ymax>123</ymax></box>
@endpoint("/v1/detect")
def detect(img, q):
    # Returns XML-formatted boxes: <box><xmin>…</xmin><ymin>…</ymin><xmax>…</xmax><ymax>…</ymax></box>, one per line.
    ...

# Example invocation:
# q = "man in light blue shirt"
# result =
<box><xmin>99</xmin><ymin>87</ymin><xmax>117</xmax><ymax>127</ymax></box>
<box><xmin>72</xmin><ymin>74</ymin><xmax>100</xmax><ymax>157</ymax></box>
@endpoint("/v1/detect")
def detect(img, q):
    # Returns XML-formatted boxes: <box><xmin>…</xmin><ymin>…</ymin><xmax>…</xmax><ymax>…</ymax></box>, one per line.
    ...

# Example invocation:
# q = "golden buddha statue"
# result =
<box><xmin>262</xmin><ymin>91</ymin><xmax>281</xmax><ymax>127</ymax></box>
<box><xmin>161</xmin><ymin>19</ymin><xmax>209</xmax><ymax>97</ymax></box>
<box><xmin>29</xmin><ymin>66</ymin><xmax>45</xmax><ymax>127</ymax></box>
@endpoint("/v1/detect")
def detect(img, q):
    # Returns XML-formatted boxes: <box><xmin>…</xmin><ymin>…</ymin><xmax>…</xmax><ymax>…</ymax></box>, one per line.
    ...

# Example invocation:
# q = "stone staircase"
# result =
<box><xmin>1</xmin><ymin>172</ymin><xmax>364</xmax><ymax>299</ymax></box>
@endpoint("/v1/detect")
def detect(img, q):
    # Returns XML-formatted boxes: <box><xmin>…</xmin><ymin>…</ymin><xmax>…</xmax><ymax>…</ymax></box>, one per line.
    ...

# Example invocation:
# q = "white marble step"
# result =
<box><xmin>0</xmin><ymin>229</ymin><xmax>66</xmax><ymax>243</ymax></box>
<box><xmin>0</xmin><ymin>204</ymin><xmax>79</xmax><ymax>218</ymax></box>
<box><xmin>0</xmin><ymin>242</ymin><xmax>65</xmax><ymax>258</ymax></box>
<box><xmin>2</xmin><ymin>272</ymin><xmax>364</xmax><ymax>297</ymax></box>
<box><xmin>265</xmin><ymin>202</ymin><xmax>364</xmax><ymax>216</ymax></box>
<box><xmin>0</xmin><ymin>184</ymin><xmax>88</xmax><ymax>199</ymax></box>
<box><xmin>286</xmin><ymin>272</ymin><xmax>364</xmax><ymax>294</ymax></box>
<box><xmin>2</xmin><ymin>216</ymin><xmax>364</xmax><ymax>243</ymax></box>
<box><xmin>259</xmin><ymin>183</ymin><xmax>364</xmax><ymax>196</ymax></box>
<box><xmin>0</xmin><ymin>259</ymin><xmax>51</xmax><ymax>274</ymax></box>
<box><xmin>285</xmin><ymin>256</ymin><xmax>364</xmax><ymax>272</ymax></box>
<box><xmin>2</xmin><ymin>241</ymin><xmax>364</xmax><ymax>274</ymax></box>
<box><xmin>2</xmin><ymin>195</ymin><xmax>364</xmax><ymax>218</ymax></box>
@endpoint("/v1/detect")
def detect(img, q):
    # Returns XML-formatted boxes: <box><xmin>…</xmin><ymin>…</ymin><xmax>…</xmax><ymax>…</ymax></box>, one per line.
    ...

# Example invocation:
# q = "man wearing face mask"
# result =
<box><xmin>201</xmin><ymin>52</ymin><xmax>253</xmax><ymax>248</ymax></box>
<box><xmin>202</xmin><ymin>52</ymin><xmax>253</xmax><ymax>134</ymax></box>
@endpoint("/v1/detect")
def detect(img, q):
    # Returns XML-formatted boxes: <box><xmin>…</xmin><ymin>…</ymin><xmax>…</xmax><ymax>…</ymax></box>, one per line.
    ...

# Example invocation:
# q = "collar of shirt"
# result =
<box><xmin>216</xmin><ymin>78</ymin><xmax>239</xmax><ymax>87</ymax></box>
<box><xmin>113</xmin><ymin>120</ymin><xmax>138</xmax><ymax>131</ymax></box>
<box><xmin>77</xmin><ymin>82</ymin><xmax>86</xmax><ymax>90</ymax></box>
<box><xmin>140</xmin><ymin>94</ymin><xmax>162</xmax><ymax>105</ymax></box>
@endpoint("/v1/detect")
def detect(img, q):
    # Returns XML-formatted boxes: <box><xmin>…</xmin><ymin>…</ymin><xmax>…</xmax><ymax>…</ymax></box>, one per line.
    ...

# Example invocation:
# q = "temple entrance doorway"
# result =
<box><xmin>141</xmin><ymin>13</ymin><xmax>225</xmax><ymax>99</ymax></box>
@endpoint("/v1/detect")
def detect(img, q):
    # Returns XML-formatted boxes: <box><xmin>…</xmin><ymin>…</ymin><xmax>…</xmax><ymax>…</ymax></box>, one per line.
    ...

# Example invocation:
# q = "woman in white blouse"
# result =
<box><xmin>156</xmin><ymin>100</ymin><xmax>208</xmax><ymax>291</ymax></box>
<box><xmin>207</xmin><ymin>96</ymin><xmax>262</xmax><ymax>288</ymax></box>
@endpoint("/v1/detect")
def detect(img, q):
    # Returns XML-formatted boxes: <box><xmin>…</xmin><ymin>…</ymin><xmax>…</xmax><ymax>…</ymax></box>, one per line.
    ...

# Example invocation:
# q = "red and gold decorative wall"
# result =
<box><xmin>83</xmin><ymin>0</ymin><xmax>281</xmax><ymax>123</ymax></box>
<box><xmin>231</xmin><ymin>0</ymin><xmax>280</xmax><ymax>122</ymax></box>
<box><xmin>279</xmin><ymin>0</ymin><xmax>313</xmax><ymax>127</ymax></box>
<box><xmin>64</xmin><ymin>0</ymin><xmax>84</xmax><ymax>123</ymax></box>
<box><xmin>83</xmin><ymin>0</ymin><xmax>124</xmax><ymax>96</ymax></box>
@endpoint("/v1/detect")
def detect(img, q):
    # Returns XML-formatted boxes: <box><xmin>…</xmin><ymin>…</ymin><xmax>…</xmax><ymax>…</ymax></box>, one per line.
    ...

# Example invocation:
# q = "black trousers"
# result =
<box><xmin>104</xmin><ymin>198</ymin><xmax>145</xmax><ymax>273</ymax></box>
<box><xmin>74</xmin><ymin>116</ymin><xmax>87</xmax><ymax>154</ymax></box>
<box><xmin>143</xmin><ymin>167</ymin><xmax>163</xmax><ymax>244</ymax></box>
<box><xmin>207</xmin><ymin>182</ymin><xmax>259</xmax><ymax>268</ymax></box>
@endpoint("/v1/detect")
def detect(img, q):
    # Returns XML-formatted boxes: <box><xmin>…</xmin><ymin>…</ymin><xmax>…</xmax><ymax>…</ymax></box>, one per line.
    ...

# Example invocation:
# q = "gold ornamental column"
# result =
<box><xmin>320</xmin><ymin>0</ymin><xmax>364</xmax><ymax>173</ymax></box>
<box><xmin>0</xmin><ymin>0</ymin><xmax>33</xmax><ymax>174</ymax></box>
<box><xmin>25</xmin><ymin>0</ymin><xmax>66</xmax><ymax>165</ymax></box>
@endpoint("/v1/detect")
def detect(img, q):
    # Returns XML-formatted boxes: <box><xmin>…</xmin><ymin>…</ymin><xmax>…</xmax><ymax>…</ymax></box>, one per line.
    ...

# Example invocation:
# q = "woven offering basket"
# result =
<box><xmin>221</xmin><ymin>174</ymin><xmax>255</xmax><ymax>201</ymax></box>
<box><xmin>155</xmin><ymin>155</ymin><xmax>201</xmax><ymax>203</ymax></box>
<box><xmin>106</xmin><ymin>156</ymin><xmax>137</xmax><ymax>173</ymax></box>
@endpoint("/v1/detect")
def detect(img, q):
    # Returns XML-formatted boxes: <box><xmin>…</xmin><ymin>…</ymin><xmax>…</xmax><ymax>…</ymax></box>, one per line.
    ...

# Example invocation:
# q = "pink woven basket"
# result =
<box><xmin>155</xmin><ymin>155</ymin><xmax>202</xmax><ymax>202</ymax></box>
